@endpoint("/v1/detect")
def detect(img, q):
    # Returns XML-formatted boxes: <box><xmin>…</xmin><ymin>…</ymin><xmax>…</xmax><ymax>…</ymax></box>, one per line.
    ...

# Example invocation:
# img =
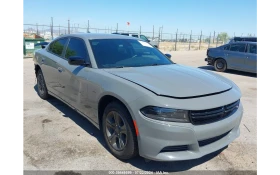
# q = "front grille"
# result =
<box><xmin>198</xmin><ymin>130</ymin><xmax>231</xmax><ymax>147</ymax></box>
<box><xmin>189</xmin><ymin>100</ymin><xmax>240</xmax><ymax>125</ymax></box>
<box><xmin>160</xmin><ymin>145</ymin><xmax>189</xmax><ymax>153</ymax></box>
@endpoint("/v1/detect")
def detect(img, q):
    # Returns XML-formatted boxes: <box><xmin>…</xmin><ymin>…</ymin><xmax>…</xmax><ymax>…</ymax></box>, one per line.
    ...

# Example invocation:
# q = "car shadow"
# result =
<box><xmin>33</xmin><ymin>85</ymin><xmax>228</xmax><ymax>172</ymax></box>
<box><xmin>198</xmin><ymin>66</ymin><xmax>257</xmax><ymax>78</ymax></box>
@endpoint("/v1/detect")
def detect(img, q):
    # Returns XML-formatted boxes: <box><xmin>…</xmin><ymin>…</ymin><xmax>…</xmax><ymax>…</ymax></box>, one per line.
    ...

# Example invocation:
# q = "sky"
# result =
<box><xmin>24</xmin><ymin>0</ymin><xmax>257</xmax><ymax>36</ymax></box>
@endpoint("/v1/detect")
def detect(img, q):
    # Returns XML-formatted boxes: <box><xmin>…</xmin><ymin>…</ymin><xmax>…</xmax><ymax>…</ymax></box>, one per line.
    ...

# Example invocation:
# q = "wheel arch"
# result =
<box><xmin>97</xmin><ymin>94</ymin><xmax>135</xmax><ymax>129</ymax></box>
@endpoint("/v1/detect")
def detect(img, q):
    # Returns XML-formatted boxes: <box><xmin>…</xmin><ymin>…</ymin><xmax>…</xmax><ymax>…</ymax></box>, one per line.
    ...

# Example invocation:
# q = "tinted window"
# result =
<box><xmin>140</xmin><ymin>35</ymin><xmax>149</xmax><ymax>42</ymax></box>
<box><xmin>65</xmin><ymin>38</ymin><xmax>88</xmax><ymax>60</ymax></box>
<box><xmin>248</xmin><ymin>44</ymin><xmax>257</xmax><ymax>54</ymax></box>
<box><xmin>230</xmin><ymin>44</ymin><xmax>246</xmax><ymax>52</ymax></box>
<box><xmin>49</xmin><ymin>38</ymin><xmax>68</xmax><ymax>56</ymax></box>
<box><xmin>132</xmin><ymin>34</ymin><xmax>138</xmax><ymax>38</ymax></box>
<box><xmin>224</xmin><ymin>45</ymin><xmax>230</xmax><ymax>50</ymax></box>
<box><xmin>90</xmin><ymin>39</ymin><xmax>173</xmax><ymax>68</ymax></box>
<box><xmin>245</xmin><ymin>38</ymin><xmax>257</xmax><ymax>42</ymax></box>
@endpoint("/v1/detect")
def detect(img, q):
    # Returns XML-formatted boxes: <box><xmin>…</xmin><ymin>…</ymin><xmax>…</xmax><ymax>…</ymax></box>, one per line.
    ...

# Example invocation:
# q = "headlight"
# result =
<box><xmin>140</xmin><ymin>106</ymin><xmax>190</xmax><ymax>123</ymax></box>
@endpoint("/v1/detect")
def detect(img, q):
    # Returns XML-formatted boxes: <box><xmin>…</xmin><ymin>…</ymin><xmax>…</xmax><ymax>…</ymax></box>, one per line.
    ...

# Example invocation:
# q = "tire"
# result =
<box><xmin>102</xmin><ymin>101</ymin><xmax>138</xmax><ymax>160</ymax></box>
<box><xmin>36</xmin><ymin>69</ymin><xmax>49</xmax><ymax>99</ymax></box>
<box><xmin>214</xmin><ymin>58</ymin><xmax>227</xmax><ymax>72</ymax></box>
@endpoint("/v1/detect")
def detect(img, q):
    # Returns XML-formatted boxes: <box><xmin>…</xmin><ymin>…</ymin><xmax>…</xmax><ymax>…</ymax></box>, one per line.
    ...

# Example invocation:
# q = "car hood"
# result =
<box><xmin>104</xmin><ymin>64</ymin><xmax>232</xmax><ymax>98</ymax></box>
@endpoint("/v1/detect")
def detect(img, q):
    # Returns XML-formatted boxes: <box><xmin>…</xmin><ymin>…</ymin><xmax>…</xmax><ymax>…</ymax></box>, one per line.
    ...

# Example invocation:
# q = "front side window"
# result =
<box><xmin>229</xmin><ymin>43</ymin><xmax>246</xmax><ymax>52</ymax></box>
<box><xmin>224</xmin><ymin>45</ymin><xmax>230</xmax><ymax>50</ymax></box>
<box><xmin>49</xmin><ymin>38</ymin><xmax>68</xmax><ymax>56</ymax></box>
<box><xmin>248</xmin><ymin>44</ymin><xmax>257</xmax><ymax>54</ymax></box>
<box><xmin>65</xmin><ymin>38</ymin><xmax>89</xmax><ymax>60</ymax></box>
<box><xmin>90</xmin><ymin>39</ymin><xmax>173</xmax><ymax>68</ymax></box>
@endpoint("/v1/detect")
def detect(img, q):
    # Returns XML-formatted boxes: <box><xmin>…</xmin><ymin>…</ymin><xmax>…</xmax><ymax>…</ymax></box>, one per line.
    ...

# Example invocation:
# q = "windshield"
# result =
<box><xmin>89</xmin><ymin>39</ymin><xmax>173</xmax><ymax>68</ymax></box>
<box><xmin>225</xmin><ymin>39</ymin><xmax>232</xmax><ymax>44</ymax></box>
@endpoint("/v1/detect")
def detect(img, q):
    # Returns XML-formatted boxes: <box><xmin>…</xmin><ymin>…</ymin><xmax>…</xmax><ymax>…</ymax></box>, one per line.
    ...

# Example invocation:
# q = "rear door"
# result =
<box><xmin>56</xmin><ymin>37</ymin><xmax>91</xmax><ymax>113</ymax></box>
<box><xmin>245</xmin><ymin>43</ymin><xmax>257</xmax><ymax>73</ymax></box>
<box><xmin>226</xmin><ymin>43</ymin><xmax>247</xmax><ymax>70</ymax></box>
<box><xmin>41</xmin><ymin>37</ymin><xmax>68</xmax><ymax>96</ymax></box>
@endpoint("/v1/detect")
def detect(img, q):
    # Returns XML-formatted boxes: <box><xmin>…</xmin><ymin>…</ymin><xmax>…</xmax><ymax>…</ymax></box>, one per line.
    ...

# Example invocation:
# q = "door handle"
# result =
<box><xmin>41</xmin><ymin>58</ymin><xmax>45</xmax><ymax>64</ymax></box>
<box><xmin>58</xmin><ymin>67</ymin><xmax>63</xmax><ymax>73</ymax></box>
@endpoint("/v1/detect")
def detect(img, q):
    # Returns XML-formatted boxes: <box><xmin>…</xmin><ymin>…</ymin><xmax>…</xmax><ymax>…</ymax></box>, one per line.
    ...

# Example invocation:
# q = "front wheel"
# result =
<box><xmin>214</xmin><ymin>58</ymin><xmax>227</xmax><ymax>72</ymax></box>
<box><xmin>102</xmin><ymin>101</ymin><xmax>138</xmax><ymax>160</ymax></box>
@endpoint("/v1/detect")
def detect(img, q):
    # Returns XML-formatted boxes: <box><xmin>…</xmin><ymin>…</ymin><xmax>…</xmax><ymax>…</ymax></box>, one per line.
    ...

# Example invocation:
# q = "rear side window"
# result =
<box><xmin>248</xmin><ymin>44</ymin><xmax>257</xmax><ymax>54</ymax></box>
<box><xmin>65</xmin><ymin>38</ymin><xmax>89</xmax><ymax>60</ymax></box>
<box><xmin>49</xmin><ymin>38</ymin><xmax>68</xmax><ymax>56</ymax></box>
<box><xmin>229</xmin><ymin>43</ymin><xmax>246</xmax><ymax>52</ymax></box>
<box><xmin>132</xmin><ymin>34</ymin><xmax>138</xmax><ymax>38</ymax></box>
<box><xmin>244</xmin><ymin>38</ymin><xmax>257</xmax><ymax>42</ymax></box>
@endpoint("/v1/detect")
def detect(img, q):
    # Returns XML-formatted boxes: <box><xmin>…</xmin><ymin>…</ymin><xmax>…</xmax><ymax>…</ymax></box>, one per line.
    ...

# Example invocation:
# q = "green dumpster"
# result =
<box><xmin>24</xmin><ymin>37</ymin><xmax>45</xmax><ymax>57</ymax></box>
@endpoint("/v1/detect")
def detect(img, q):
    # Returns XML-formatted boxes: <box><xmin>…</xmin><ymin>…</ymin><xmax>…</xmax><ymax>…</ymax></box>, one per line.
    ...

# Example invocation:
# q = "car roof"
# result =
<box><xmin>232</xmin><ymin>41</ymin><xmax>257</xmax><ymax>44</ymax></box>
<box><xmin>233</xmin><ymin>36</ymin><xmax>257</xmax><ymax>39</ymax></box>
<box><xmin>54</xmin><ymin>33</ymin><xmax>139</xmax><ymax>40</ymax></box>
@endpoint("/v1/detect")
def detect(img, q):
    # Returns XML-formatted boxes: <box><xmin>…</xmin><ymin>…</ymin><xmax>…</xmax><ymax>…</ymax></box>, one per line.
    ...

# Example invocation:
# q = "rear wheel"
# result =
<box><xmin>102</xmin><ymin>101</ymin><xmax>138</xmax><ymax>160</ymax></box>
<box><xmin>37</xmin><ymin>69</ymin><xmax>49</xmax><ymax>99</ymax></box>
<box><xmin>214</xmin><ymin>58</ymin><xmax>227</xmax><ymax>72</ymax></box>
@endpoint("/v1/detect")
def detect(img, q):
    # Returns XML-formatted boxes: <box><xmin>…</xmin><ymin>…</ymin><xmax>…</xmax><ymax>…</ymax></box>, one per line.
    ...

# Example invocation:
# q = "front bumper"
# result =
<box><xmin>205</xmin><ymin>57</ymin><xmax>214</xmax><ymax>65</ymax></box>
<box><xmin>134</xmin><ymin>102</ymin><xmax>243</xmax><ymax>161</ymax></box>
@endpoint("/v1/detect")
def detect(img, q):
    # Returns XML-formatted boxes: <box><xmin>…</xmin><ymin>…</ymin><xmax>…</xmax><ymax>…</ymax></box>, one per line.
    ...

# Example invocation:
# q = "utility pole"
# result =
<box><xmin>208</xmin><ymin>32</ymin><xmax>211</xmax><ymax>48</ymax></box>
<box><xmin>199</xmin><ymin>30</ymin><xmax>202</xmax><ymax>50</ymax></box>
<box><xmin>87</xmin><ymin>20</ymin><xmax>90</xmax><ymax>33</ymax></box>
<box><xmin>216</xmin><ymin>32</ymin><xmax>219</xmax><ymax>47</ymax></box>
<box><xmin>213</xmin><ymin>31</ymin><xmax>215</xmax><ymax>43</ymax></box>
<box><xmin>58</xmin><ymin>24</ymin><xmax>60</xmax><ymax>36</ymax></box>
<box><xmin>116</xmin><ymin>23</ymin><xmax>118</xmax><ymax>33</ymax></box>
<box><xmin>152</xmin><ymin>25</ymin><xmax>154</xmax><ymax>39</ymax></box>
<box><xmin>51</xmin><ymin>17</ymin><xmax>53</xmax><ymax>40</ymax></box>
<box><xmin>188</xmin><ymin>30</ymin><xmax>192</xmax><ymax>50</ymax></box>
<box><xmin>68</xmin><ymin>19</ymin><xmax>70</xmax><ymax>34</ymax></box>
<box><xmin>175</xmin><ymin>29</ymin><xmax>178</xmax><ymax>51</ymax></box>
<box><xmin>161</xmin><ymin>26</ymin><xmax>163</xmax><ymax>41</ymax></box>
<box><xmin>158</xmin><ymin>26</ymin><xmax>163</xmax><ymax>48</ymax></box>
<box><xmin>140</xmin><ymin>26</ymin><xmax>141</xmax><ymax>35</ymax></box>
<box><xmin>36</xmin><ymin>23</ymin><xmax>39</xmax><ymax>35</ymax></box>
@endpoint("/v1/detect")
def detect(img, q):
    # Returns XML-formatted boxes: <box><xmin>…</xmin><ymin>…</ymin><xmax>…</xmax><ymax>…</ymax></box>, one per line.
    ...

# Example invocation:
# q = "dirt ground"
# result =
<box><xmin>24</xmin><ymin>50</ymin><xmax>257</xmax><ymax>173</ymax></box>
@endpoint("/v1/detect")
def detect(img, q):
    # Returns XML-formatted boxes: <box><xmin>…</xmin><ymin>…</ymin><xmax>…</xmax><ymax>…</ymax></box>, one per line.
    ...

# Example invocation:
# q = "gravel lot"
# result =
<box><xmin>24</xmin><ymin>50</ymin><xmax>256</xmax><ymax>173</ymax></box>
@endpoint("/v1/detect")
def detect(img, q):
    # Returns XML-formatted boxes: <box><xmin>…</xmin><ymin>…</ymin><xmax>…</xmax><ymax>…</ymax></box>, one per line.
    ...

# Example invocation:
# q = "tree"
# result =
<box><xmin>218</xmin><ymin>32</ymin><xmax>230</xmax><ymax>44</ymax></box>
<box><xmin>205</xmin><ymin>37</ymin><xmax>211</xmax><ymax>43</ymax></box>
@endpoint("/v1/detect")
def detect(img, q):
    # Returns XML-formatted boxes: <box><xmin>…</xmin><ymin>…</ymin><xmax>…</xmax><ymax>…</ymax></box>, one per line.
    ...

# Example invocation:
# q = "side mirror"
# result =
<box><xmin>68</xmin><ymin>56</ymin><xmax>86</xmax><ymax>65</ymax></box>
<box><xmin>165</xmin><ymin>53</ymin><xmax>172</xmax><ymax>59</ymax></box>
<box><xmin>147</xmin><ymin>39</ymin><xmax>150</xmax><ymax>42</ymax></box>
<box><xmin>41</xmin><ymin>45</ymin><xmax>45</xmax><ymax>49</ymax></box>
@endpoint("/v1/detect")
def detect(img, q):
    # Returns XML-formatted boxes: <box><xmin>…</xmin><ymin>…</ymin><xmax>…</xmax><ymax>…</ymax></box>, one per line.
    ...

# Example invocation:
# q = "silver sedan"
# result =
<box><xmin>34</xmin><ymin>33</ymin><xmax>243</xmax><ymax>161</ymax></box>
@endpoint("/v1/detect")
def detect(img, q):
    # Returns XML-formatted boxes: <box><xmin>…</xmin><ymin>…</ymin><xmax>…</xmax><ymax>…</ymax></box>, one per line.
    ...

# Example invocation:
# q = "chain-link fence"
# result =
<box><xmin>24</xmin><ymin>23</ymin><xmax>254</xmax><ymax>51</ymax></box>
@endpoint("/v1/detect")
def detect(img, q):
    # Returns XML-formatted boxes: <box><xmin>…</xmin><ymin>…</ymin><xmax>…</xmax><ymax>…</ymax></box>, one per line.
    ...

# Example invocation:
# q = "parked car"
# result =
<box><xmin>34</xmin><ymin>33</ymin><xmax>243</xmax><ymax>161</ymax></box>
<box><xmin>34</xmin><ymin>41</ymin><xmax>49</xmax><ymax>49</ymax></box>
<box><xmin>226</xmin><ymin>37</ymin><xmax>257</xmax><ymax>44</ymax></box>
<box><xmin>112</xmin><ymin>32</ymin><xmax>159</xmax><ymax>48</ymax></box>
<box><xmin>205</xmin><ymin>42</ymin><xmax>257</xmax><ymax>73</ymax></box>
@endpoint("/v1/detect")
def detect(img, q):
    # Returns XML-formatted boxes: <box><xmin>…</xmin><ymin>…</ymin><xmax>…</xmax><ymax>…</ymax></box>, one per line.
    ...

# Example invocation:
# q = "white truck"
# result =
<box><xmin>112</xmin><ymin>32</ymin><xmax>159</xmax><ymax>48</ymax></box>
